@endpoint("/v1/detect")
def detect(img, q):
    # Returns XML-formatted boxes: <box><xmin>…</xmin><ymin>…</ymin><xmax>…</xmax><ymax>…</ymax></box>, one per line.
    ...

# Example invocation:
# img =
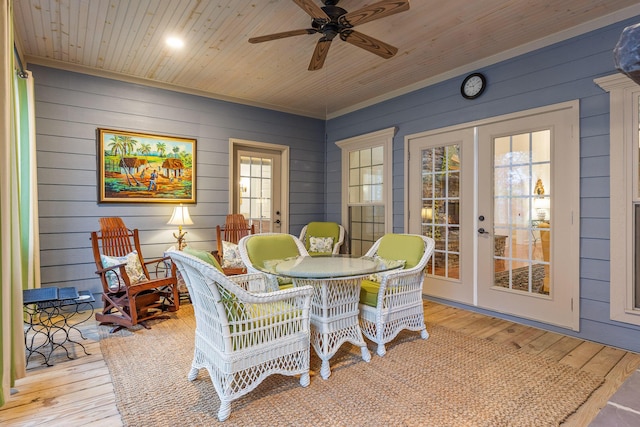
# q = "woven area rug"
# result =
<box><xmin>99</xmin><ymin>304</ymin><xmax>603</xmax><ymax>426</ymax></box>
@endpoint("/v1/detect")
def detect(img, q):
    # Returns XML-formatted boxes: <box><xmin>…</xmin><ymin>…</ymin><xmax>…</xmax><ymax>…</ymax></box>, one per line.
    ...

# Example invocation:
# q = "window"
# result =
<box><xmin>596</xmin><ymin>74</ymin><xmax>640</xmax><ymax>326</ymax></box>
<box><xmin>337</xmin><ymin>128</ymin><xmax>395</xmax><ymax>256</ymax></box>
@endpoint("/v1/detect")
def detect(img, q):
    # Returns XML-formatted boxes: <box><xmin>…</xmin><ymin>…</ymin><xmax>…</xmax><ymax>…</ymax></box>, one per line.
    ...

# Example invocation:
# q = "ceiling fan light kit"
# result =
<box><xmin>248</xmin><ymin>0</ymin><xmax>410</xmax><ymax>71</ymax></box>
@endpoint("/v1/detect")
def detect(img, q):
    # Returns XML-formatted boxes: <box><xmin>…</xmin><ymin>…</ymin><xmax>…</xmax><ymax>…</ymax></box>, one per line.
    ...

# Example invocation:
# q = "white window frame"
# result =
<box><xmin>596</xmin><ymin>73</ymin><xmax>640</xmax><ymax>326</ymax></box>
<box><xmin>336</xmin><ymin>127</ymin><xmax>395</xmax><ymax>238</ymax></box>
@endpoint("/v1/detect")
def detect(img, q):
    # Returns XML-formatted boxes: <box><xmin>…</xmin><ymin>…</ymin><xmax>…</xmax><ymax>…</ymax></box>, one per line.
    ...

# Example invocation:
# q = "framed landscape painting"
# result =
<box><xmin>97</xmin><ymin>128</ymin><xmax>196</xmax><ymax>203</ymax></box>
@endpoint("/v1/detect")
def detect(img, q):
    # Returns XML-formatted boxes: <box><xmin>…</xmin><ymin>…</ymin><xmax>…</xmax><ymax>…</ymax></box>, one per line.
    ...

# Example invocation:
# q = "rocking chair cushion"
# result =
<box><xmin>100</xmin><ymin>251</ymin><xmax>148</xmax><ymax>291</ymax></box>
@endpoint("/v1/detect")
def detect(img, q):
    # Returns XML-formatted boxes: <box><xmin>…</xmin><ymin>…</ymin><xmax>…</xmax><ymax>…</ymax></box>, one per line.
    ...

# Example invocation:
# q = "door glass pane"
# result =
<box><xmin>493</xmin><ymin>131</ymin><xmax>551</xmax><ymax>295</ymax></box>
<box><xmin>239</xmin><ymin>155</ymin><xmax>272</xmax><ymax>232</ymax></box>
<box><xmin>421</xmin><ymin>144</ymin><xmax>460</xmax><ymax>279</ymax></box>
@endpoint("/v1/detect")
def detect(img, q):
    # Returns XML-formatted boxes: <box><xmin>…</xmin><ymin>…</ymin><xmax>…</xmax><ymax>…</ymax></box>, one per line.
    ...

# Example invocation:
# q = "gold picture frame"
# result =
<box><xmin>97</xmin><ymin>128</ymin><xmax>196</xmax><ymax>203</ymax></box>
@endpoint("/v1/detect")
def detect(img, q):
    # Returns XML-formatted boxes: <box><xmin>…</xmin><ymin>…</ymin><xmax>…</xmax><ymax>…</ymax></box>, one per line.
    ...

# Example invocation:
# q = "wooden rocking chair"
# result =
<box><xmin>212</xmin><ymin>214</ymin><xmax>255</xmax><ymax>275</ymax></box>
<box><xmin>91</xmin><ymin>217</ymin><xmax>179</xmax><ymax>332</ymax></box>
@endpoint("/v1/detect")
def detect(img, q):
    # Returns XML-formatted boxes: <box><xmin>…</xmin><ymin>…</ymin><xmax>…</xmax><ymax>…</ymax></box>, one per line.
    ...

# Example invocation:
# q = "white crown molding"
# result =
<box><xmin>328</xmin><ymin>4</ymin><xmax>640</xmax><ymax>119</ymax></box>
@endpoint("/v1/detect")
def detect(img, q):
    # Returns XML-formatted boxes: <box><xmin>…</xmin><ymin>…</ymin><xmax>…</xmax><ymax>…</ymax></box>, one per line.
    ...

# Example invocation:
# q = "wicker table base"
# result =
<box><xmin>295</xmin><ymin>276</ymin><xmax>371</xmax><ymax>379</ymax></box>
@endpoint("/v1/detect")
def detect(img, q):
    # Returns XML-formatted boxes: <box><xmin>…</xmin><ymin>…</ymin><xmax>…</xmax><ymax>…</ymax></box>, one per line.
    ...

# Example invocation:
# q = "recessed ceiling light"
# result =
<box><xmin>166</xmin><ymin>36</ymin><xmax>184</xmax><ymax>49</ymax></box>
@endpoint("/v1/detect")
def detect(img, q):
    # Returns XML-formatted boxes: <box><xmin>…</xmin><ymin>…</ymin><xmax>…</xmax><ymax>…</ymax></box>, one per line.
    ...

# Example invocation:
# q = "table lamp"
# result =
<box><xmin>534</xmin><ymin>197</ymin><xmax>550</xmax><ymax>220</ymax></box>
<box><xmin>167</xmin><ymin>204</ymin><xmax>193</xmax><ymax>250</ymax></box>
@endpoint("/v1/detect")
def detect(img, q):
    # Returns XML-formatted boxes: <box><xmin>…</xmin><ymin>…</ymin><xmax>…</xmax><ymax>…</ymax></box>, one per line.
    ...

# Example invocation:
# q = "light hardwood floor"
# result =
<box><xmin>2</xmin><ymin>300</ymin><xmax>639</xmax><ymax>426</ymax></box>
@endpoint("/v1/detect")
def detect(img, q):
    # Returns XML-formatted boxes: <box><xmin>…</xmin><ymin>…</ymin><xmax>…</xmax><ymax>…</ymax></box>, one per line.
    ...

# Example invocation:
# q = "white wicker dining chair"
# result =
<box><xmin>167</xmin><ymin>249</ymin><xmax>313</xmax><ymax>422</ymax></box>
<box><xmin>238</xmin><ymin>233</ymin><xmax>309</xmax><ymax>291</ymax></box>
<box><xmin>359</xmin><ymin>234</ymin><xmax>435</xmax><ymax>356</ymax></box>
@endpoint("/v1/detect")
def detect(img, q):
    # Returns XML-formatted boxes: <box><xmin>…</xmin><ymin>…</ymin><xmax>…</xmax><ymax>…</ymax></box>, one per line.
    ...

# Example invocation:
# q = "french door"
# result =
<box><xmin>407</xmin><ymin>102</ymin><xmax>579</xmax><ymax>330</ymax></box>
<box><xmin>407</xmin><ymin>128</ymin><xmax>475</xmax><ymax>304</ymax></box>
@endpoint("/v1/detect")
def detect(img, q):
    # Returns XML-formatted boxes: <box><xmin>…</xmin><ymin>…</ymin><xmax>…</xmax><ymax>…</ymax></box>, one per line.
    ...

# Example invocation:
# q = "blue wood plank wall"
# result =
<box><xmin>325</xmin><ymin>16</ymin><xmax>640</xmax><ymax>353</ymax></box>
<box><xmin>32</xmin><ymin>65</ymin><xmax>324</xmax><ymax>296</ymax></box>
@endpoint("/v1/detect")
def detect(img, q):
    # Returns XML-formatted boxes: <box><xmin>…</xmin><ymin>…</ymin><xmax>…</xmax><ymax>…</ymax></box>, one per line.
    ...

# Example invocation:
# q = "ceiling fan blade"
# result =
<box><xmin>341</xmin><ymin>30</ymin><xmax>398</xmax><ymax>59</ymax></box>
<box><xmin>341</xmin><ymin>0</ymin><xmax>410</xmax><ymax>27</ymax></box>
<box><xmin>308</xmin><ymin>37</ymin><xmax>332</xmax><ymax>71</ymax></box>
<box><xmin>292</xmin><ymin>0</ymin><xmax>329</xmax><ymax>20</ymax></box>
<box><xmin>249</xmin><ymin>29</ymin><xmax>316</xmax><ymax>44</ymax></box>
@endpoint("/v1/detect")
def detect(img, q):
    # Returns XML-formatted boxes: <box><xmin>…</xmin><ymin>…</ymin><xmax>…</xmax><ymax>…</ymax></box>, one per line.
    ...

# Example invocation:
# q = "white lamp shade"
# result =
<box><xmin>167</xmin><ymin>205</ymin><xmax>194</xmax><ymax>226</ymax></box>
<box><xmin>533</xmin><ymin>197</ymin><xmax>550</xmax><ymax>210</ymax></box>
<box><xmin>421</xmin><ymin>207</ymin><xmax>433</xmax><ymax>221</ymax></box>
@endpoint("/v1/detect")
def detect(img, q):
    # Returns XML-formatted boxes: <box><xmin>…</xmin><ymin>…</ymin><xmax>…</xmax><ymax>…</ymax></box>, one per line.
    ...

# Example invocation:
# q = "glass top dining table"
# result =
<box><xmin>272</xmin><ymin>255</ymin><xmax>401</xmax><ymax>279</ymax></box>
<box><xmin>260</xmin><ymin>255</ymin><xmax>401</xmax><ymax>380</ymax></box>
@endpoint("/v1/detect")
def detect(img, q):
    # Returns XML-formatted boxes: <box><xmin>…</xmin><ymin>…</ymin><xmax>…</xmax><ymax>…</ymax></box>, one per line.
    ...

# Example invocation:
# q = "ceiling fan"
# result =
<box><xmin>248</xmin><ymin>0</ymin><xmax>410</xmax><ymax>71</ymax></box>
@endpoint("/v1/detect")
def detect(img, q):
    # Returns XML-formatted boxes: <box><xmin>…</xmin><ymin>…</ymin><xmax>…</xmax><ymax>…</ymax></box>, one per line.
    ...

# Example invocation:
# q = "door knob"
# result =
<box><xmin>478</xmin><ymin>228</ymin><xmax>489</xmax><ymax>234</ymax></box>
<box><xmin>275</xmin><ymin>219</ymin><xmax>281</xmax><ymax>224</ymax></box>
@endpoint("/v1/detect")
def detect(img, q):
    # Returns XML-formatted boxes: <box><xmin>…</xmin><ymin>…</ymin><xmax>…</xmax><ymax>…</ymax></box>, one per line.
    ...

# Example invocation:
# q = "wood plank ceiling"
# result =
<box><xmin>12</xmin><ymin>0</ymin><xmax>640</xmax><ymax>118</ymax></box>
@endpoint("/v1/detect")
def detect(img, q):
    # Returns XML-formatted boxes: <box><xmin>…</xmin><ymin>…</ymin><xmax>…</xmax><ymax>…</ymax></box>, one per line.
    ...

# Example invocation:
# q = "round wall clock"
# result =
<box><xmin>461</xmin><ymin>72</ymin><xmax>486</xmax><ymax>99</ymax></box>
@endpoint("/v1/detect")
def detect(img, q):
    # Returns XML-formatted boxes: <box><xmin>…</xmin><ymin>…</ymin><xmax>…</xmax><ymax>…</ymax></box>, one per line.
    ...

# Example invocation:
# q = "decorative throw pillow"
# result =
<box><xmin>309</xmin><ymin>236</ymin><xmax>334</xmax><ymax>253</ymax></box>
<box><xmin>222</xmin><ymin>241</ymin><xmax>245</xmax><ymax>269</ymax></box>
<box><xmin>368</xmin><ymin>256</ymin><xmax>406</xmax><ymax>283</ymax></box>
<box><xmin>262</xmin><ymin>259</ymin><xmax>293</xmax><ymax>286</ymax></box>
<box><xmin>100</xmin><ymin>251</ymin><xmax>148</xmax><ymax>291</ymax></box>
<box><xmin>100</xmin><ymin>254</ymin><xmax>127</xmax><ymax>291</ymax></box>
<box><xmin>124</xmin><ymin>251</ymin><xmax>149</xmax><ymax>284</ymax></box>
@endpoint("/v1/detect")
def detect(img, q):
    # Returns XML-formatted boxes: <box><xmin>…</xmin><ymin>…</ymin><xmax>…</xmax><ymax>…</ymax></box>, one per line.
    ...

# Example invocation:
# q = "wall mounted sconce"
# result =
<box><xmin>167</xmin><ymin>204</ymin><xmax>193</xmax><ymax>250</ymax></box>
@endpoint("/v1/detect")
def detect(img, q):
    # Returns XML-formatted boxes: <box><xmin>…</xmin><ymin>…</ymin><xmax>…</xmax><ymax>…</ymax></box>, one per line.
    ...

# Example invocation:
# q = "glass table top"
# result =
<box><xmin>266</xmin><ymin>255</ymin><xmax>402</xmax><ymax>279</ymax></box>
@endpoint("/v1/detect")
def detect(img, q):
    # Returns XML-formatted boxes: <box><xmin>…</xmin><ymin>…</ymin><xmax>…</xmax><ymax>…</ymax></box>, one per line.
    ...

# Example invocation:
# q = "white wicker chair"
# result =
<box><xmin>359</xmin><ymin>234</ymin><xmax>435</xmax><ymax>356</ymax></box>
<box><xmin>167</xmin><ymin>249</ymin><xmax>313</xmax><ymax>422</ymax></box>
<box><xmin>238</xmin><ymin>233</ymin><xmax>309</xmax><ymax>291</ymax></box>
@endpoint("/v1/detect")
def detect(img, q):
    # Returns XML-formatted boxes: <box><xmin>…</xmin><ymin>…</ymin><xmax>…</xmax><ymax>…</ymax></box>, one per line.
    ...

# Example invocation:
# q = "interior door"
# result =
<box><xmin>234</xmin><ymin>148</ymin><xmax>282</xmax><ymax>233</ymax></box>
<box><xmin>476</xmin><ymin>106</ymin><xmax>578</xmax><ymax>329</ymax></box>
<box><xmin>408</xmin><ymin>128</ymin><xmax>475</xmax><ymax>304</ymax></box>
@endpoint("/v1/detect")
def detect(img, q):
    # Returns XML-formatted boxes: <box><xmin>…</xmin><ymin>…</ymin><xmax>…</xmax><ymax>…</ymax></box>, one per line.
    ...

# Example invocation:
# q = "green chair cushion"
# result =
<box><xmin>184</xmin><ymin>247</ymin><xmax>224</xmax><ymax>273</ymax></box>
<box><xmin>376</xmin><ymin>234</ymin><xmax>425</xmax><ymax>269</ymax></box>
<box><xmin>304</xmin><ymin>222</ymin><xmax>340</xmax><ymax>248</ymax></box>
<box><xmin>227</xmin><ymin>300</ymin><xmax>302</xmax><ymax>349</ymax></box>
<box><xmin>245</xmin><ymin>235</ymin><xmax>300</xmax><ymax>291</ymax></box>
<box><xmin>246</xmin><ymin>234</ymin><xmax>302</xmax><ymax>268</ymax></box>
<box><xmin>360</xmin><ymin>279</ymin><xmax>381</xmax><ymax>307</ymax></box>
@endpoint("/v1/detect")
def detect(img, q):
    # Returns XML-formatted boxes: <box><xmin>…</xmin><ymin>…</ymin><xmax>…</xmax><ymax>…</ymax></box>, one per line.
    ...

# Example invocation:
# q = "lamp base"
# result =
<box><xmin>173</xmin><ymin>231</ymin><xmax>188</xmax><ymax>251</ymax></box>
